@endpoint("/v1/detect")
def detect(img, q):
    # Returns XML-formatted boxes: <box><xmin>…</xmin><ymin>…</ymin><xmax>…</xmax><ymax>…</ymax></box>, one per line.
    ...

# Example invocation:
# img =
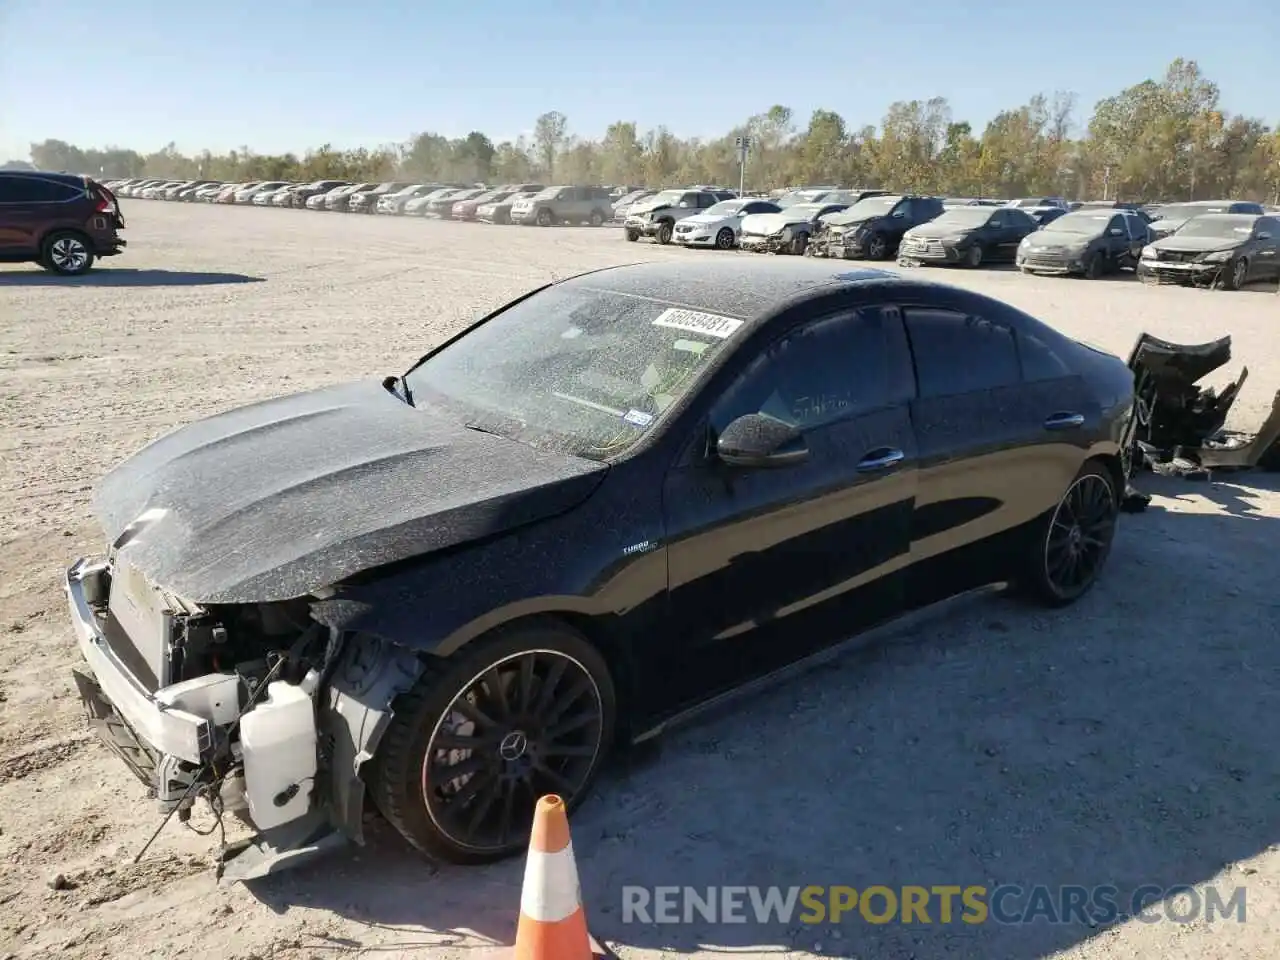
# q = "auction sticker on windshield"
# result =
<box><xmin>652</xmin><ymin>308</ymin><xmax>744</xmax><ymax>339</ymax></box>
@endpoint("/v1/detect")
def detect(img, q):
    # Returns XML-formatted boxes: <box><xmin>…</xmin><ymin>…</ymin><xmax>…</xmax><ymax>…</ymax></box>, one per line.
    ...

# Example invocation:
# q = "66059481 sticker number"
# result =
<box><xmin>652</xmin><ymin>308</ymin><xmax>744</xmax><ymax>339</ymax></box>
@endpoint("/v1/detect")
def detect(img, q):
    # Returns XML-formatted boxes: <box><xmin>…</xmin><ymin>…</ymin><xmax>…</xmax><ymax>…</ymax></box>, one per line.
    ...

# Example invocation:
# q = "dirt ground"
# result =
<box><xmin>2</xmin><ymin>202</ymin><xmax>1279</xmax><ymax>960</ymax></box>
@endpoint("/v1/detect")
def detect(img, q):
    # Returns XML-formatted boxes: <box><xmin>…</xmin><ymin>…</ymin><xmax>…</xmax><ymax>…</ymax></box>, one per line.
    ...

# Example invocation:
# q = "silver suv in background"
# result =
<box><xmin>510</xmin><ymin>186</ymin><xmax>615</xmax><ymax>226</ymax></box>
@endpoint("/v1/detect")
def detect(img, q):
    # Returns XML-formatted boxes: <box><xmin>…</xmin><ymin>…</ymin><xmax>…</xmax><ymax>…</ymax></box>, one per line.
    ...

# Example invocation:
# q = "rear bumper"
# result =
<box><xmin>65</xmin><ymin>559</ymin><xmax>211</xmax><ymax>765</ymax></box>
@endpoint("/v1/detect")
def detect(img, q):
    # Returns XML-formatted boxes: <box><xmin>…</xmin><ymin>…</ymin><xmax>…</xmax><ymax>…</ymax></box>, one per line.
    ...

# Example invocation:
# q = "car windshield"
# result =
<box><xmin>1046</xmin><ymin>212</ymin><xmax>1109</xmax><ymax>234</ymax></box>
<box><xmin>1153</xmin><ymin>203</ymin><xmax>1227</xmax><ymax>222</ymax></box>
<box><xmin>704</xmin><ymin>200</ymin><xmax>745</xmax><ymax>216</ymax></box>
<box><xmin>842</xmin><ymin>195</ymin><xmax>901</xmax><ymax>219</ymax></box>
<box><xmin>930</xmin><ymin>207</ymin><xmax>993</xmax><ymax>228</ymax></box>
<box><xmin>392</xmin><ymin>184</ymin><xmax>423</xmax><ymax>195</ymax></box>
<box><xmin>644</xmin><ymin>189</ymin><xmax>685</xmax><ymax>206</ymax></box>
<box><xmin>779</xmin><ymin>203</ymin><xmax>824</xmax><ymax>219</ymax></box>
<box><xmin>1175</xmin><ymin>216</ymin><xmax>1256</xmax><ymax>239</ymax></box>
<box><xmin>403</xmin><ymin>282</ymin><xmax>741</xmax><ymax>460</ymax></box>
<box><xmin>530</xmin><ymin>187</ymin><xmax>565</xmax><ymax>200</ymax></box>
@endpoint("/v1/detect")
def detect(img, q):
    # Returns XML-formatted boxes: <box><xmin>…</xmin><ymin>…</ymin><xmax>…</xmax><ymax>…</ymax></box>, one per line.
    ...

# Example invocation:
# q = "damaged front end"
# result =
<box><xmin>1126</xmin><ymin>332</ymin><xmax>1280</xmax><ymax>476</ymax></box>
<box><xmin>65</xmin><ymin>551</ymin><xmax>425</xmax><ymax>882</ymax></box>
<box><xmin>804</xmin><ymin>222</ymin><xmax>857</xmax><ymax>259</ymax></box>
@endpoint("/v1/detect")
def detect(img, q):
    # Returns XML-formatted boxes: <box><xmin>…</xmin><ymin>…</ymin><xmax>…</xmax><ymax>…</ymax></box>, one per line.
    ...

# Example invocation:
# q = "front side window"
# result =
<box><xmin>710</xmin><ymin>307</ymin><xmax>913</xmax><ymax>434</ymax></box>
<box><xmin>404</xmin><ymin>283</ymin><xmax>745</xmax><ymax>460</ymax></box>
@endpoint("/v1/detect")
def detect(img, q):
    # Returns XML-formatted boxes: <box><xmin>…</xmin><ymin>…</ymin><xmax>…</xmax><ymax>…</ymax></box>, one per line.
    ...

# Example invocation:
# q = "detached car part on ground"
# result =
<box><xmin>1137</xmin><ymin>214</ymin><xmax>1280</xmax><ymax>290</ymax></box>
<box><xmin>68</xmin><ymin>259</ymin><xmax>1136</xmax><ymax>881</ymax></box>
<box><xmin>1126</xmin><ymin>332</ymin><xmax>1280</xmax><ymax>475</ymax></box>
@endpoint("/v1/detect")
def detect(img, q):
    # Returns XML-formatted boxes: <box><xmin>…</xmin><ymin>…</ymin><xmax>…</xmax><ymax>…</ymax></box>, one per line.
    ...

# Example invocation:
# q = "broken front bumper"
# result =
<box><xmin>1136</xmin><ymin>260</ymin><xmax>1224</xmax><ymax>285</ymax></box>
<box><xmin>739</xmin><ymin>234</ymin><xmax>788</xmax><ymax>253</ymax></box>
<box><xmin>66</xmin><ymin>559</ymin><xmax>213</xmax><ymax>767</ymax></box>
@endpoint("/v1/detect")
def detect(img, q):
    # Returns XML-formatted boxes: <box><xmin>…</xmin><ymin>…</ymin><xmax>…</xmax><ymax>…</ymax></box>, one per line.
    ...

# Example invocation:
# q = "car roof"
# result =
<box><xmin>1</xmin><ymin>170</ymin><xmax>86</xmax><ymax>184</ymax></box>
<box><xmin>1184</xmin><ymin>213</ymin><xmax>1259</xmax><ymax>225</ymax></box>
<box><xmin>559</xmin><ymin>259</ymin><xmax>898</xmax><ymax>321</ymax></box>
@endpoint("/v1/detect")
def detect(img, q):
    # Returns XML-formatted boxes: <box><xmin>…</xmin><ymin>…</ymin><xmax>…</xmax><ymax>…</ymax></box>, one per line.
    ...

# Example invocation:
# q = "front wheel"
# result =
<box><xmin>866</xmin><ymin>234</ymin><xmax>889</xmax><ymax>260</ymax></box>
<box><xmin>624</xmin><ymin>228</ymin><xmax>640</xmax><ymax>242</ymax></box>
<box><xmin>715</xmin><ymin>228</ymin><xmax>735</xmax><ymax>250</ymax></box>
<box><xmin>1016</xmin><ymin>461</ymin><xmax>1118</xmax><ymax>607</ymax></box>
<box><xmin>1220</xmin><ymin>257</ymin><xmax>1249</xmax><ymax>291</ymax></box>
<box><xmin>965</xmin><ymin>244</ymin><xmax>984</xmax><ymax>268</ymax></box>
<box><xmin>536</xmin><ymin>208</ymin><xmax>554</xmax><ymax>227</ymax></box>
<box><xmin>655</xmin><ymin>221</ymin><xmax>673</xmax><ymax>245</ymax></box>
<box><xmin>1083</xmin><ymin>252</ymin><xmax>1103</xmax><ymax>280</ymax></box>
<box><xmin>42</xmin><ymin>232</ymin><xmax>95</xmax><ymax>275</ymax></box>
<box><xmin>588</xmin><ymin>210</ymin><xmax>605</xmax><ymax>227</ymax></box>
<box><xmin>789</xmin><ymin>232</ymin><xmax>809</xmax><ymax>256</ymax></box>
<box><xmin>369</xmin><ymin>623</ymin><xmax>616</xmax><ymax>864</ymax></box>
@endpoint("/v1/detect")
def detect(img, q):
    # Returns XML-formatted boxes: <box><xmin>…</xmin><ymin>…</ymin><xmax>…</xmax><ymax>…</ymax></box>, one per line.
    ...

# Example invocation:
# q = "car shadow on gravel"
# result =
<box><xmin>244</xmin><ymin>472</ymin><xmax>1280</xmax><ymax>960</ymax></box>
<box><xmin>0</xmin><ymin>269</ymin><xmax>265</xmax><ymax>286</ymax></box>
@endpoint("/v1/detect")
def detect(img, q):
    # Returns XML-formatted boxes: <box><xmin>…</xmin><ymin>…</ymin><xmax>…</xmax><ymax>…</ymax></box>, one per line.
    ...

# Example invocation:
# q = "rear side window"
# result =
<box><xmin>0</xmin><ymin>176</ymin><xmax>81</xmax><ymax>202</ymax></box>
<box><xmin>903</xmin><ymin>308</ymin><xmax>1021</xmax><ymax>398</ymax></box>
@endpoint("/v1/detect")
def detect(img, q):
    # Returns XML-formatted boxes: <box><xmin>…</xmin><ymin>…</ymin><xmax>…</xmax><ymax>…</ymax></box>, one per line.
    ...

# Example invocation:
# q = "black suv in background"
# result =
<box><xmin>0</xmin><ymin>171</ymin><xmax>126</xmax><ymax>275</ymax></box>
<box><xmin>808</xmin><ymin>194</ymin><xmax>946</xmax><ymax>260</ymax></box>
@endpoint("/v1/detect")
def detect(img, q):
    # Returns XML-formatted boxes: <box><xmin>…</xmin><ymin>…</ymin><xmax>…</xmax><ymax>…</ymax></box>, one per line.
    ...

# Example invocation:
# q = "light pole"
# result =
<box><xmin>735</xmin><ymin>135</ymin><xmax>752</xmax><ymax>195</ymax></box>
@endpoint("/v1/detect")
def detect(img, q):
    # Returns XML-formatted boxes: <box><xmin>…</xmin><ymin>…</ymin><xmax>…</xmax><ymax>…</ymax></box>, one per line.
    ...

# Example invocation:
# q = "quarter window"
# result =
<box><xmin>1016</xmin><ymin>330</ymin><xmax>1072</xmax><ymax>381</ymax></box>
<box><xmin>710</xmin><ymin>307</ymin><xmax>912</xmax><ymax>433</ymax></box>
<box><xmin>903</xmin><ymin>308</ymin><xmax>1021</xmax><ymax>397</ymax></box>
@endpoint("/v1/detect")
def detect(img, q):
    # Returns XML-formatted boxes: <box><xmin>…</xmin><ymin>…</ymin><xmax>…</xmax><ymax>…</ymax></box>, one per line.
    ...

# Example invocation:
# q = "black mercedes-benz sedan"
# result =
<box><xmin>64</xmin><ymin>259</ymin><xmax>1135</xmax><ymax>878</ymax></box>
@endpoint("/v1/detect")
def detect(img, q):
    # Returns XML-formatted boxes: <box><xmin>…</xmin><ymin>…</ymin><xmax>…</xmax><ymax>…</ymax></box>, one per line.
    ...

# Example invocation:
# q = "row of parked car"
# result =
<box><xmin>619</xmin><ymin>187</ymin><xmax>1280</xmax><ymax>290</ymax></box>
<box><xmin>104</xmin><ymin>177</ymin><xmax>661</xmax><ymax>226</ymax></box>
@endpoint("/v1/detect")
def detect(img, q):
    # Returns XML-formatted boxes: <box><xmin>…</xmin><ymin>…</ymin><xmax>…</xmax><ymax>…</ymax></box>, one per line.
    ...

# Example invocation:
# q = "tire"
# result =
<box><xmin>1016</xmin><ymin>460</ymin><xmax>1119</xmax><ymax>608</ymax></box>
<box><xmin>965</xmin><ymin>244</ymin><xmax>984</xmax><ymax>268</ymax></box>
<box><xmin>655</xmin><ymin>221</ymin><xmax>673</xmax><ymax>245</ymax></box>
<box><xmin>625</xmin><ymin>229</ymin><xmax>640</xmax><ymax>242</ymax></box>
<box><xmin>714</xmin><ymin>228</ymin><xmax>735</xmax><ymax>250</ymax></box>
<box><xmin>1220</xmin><ymin>257</ymin><xmax>1248</xmax><ymax>291</ymax></box>
<box><xmin>588</xmin><ymin>210</ymin><xmax>605</xmax><ymax>227</ymax></box>
<box><xmin>535</xmin><ymin>208</ymin><xmax>554</xmax><ymax>227</ymax></box>
<box><xmin>41</xmin><ymin>232</ymin><xmax>95</xmax><ymax>276</ymax></box>
<box><xmin>789</xmin><ymin>232</ymin><xmax>809</xmax><ymax>256</ymax></box>
<box><xmin>1083</xmin><ymin>252</ymin><xmax>1103</xmax><ymax>280</ymax></box>
<box><xmin>369</xmin><ymin>622</ymin><xmax>616</xmax><ymax>864</ymax></box>
<box><xmin>867</xmin><ymin>234</ymin><xmax>889</xmax><ymax>260</ymax></box>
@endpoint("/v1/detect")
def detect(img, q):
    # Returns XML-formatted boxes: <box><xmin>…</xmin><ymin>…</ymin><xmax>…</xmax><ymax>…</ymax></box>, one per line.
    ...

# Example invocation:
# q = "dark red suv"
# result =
<box><xmin>0</xmin><ymin>171</ymin><xmax>126</xmax><ymax>275</ymax></box>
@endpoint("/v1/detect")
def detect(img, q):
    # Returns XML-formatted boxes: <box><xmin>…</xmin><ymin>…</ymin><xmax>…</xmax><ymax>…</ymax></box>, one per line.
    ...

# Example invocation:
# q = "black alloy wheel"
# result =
<box><xmin>1083</xmin><ymin>252</ymin><xmax>1104</xmax><ymax>279</ymax></box>
<box><xmin>867</xmin><ymin>234</ymin><xmax>889</xmax><ymax>259</ymax></box>
<box><xmin>1222</xmin><ymin>258</ymin><xmax>1249</xmax><ymax>291</ymax></box>
<box><xmin>370</xmin><ymin>625</ymin><xmax>615</xmax><ymax>863</ymax></box>
<box><xmin>1039</xmin><ymin>465</ymin><xmax>1118</xmax><ymax>605</ymax></box>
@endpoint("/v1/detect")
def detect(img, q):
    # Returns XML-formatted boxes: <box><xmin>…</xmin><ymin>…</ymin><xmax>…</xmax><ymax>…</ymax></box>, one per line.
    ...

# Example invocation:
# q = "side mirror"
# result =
<box><xmin>678</xmin><ymin>201</ymin><xmax>690</xmax><ymax>208</ymax></box>
<box><xmin>1108</xmin><ymin>227</ymin><xmax>1124</xmax><ymax>236</ymax></box>
<box><xmin>891</xmin><ymin>210</ymin><xmax>905</xmax><ymax>218</ymax></box>
<box><xmin>1258</xmin><ymin>232</ymin><xmax>1272</xmax><ymax>241</ymax></box>
<box><xmin>715</xmin><ymin>414</ymin><xmax>809</xmax><ymax>468</ymax></box>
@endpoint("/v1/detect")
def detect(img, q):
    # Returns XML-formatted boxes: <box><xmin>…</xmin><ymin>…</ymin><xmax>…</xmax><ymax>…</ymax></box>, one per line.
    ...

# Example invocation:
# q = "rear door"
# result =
<box><xmin>897</xmin><ymin>297</ymin><xmax>1097</xmax><ymax>607</ymax></box>
<box><xmin>0</xmin><ymin>175</ymin><xmax>44</xmax><ymax>253</ymax></box>
<box><xmin>1251</xmin><ymin>216</ymin><xmax>1280</xmax><ymax>280</ymax></box>
<box><xmin>661</xmin><ymin>303</ymin><xmax>919</xmax><ymax>707</ymax></box>
<box><xmin>0</xmin><ymin>175</ymin><xmax>86</xmax><ymax>255</ymax></box>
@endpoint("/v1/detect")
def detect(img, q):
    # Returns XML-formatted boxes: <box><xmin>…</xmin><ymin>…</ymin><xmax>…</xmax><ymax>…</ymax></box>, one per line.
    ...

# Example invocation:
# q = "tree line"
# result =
<box><xmin>17</xmin><ymin>59</ymin><xmax>1280</xmax><ymax>204</ymax></box>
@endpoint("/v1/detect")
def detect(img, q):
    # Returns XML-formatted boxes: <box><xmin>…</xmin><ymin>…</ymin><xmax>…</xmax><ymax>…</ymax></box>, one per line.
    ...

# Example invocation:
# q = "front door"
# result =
<box><xmin>660</xmin><ymin>304</ymin><xmax>920</xmax><ymax>709</ymax></box>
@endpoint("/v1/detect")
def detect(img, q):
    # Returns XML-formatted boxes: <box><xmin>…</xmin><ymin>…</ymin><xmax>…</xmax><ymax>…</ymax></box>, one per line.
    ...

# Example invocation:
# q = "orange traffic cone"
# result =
<box><xmin>513</xmin><ymin>794</ymin><xmax>609</xmax><ymax>960</ymax></box>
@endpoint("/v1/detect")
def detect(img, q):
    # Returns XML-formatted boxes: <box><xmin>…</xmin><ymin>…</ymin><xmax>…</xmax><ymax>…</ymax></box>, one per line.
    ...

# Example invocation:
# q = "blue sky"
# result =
<box><xmin>1</xmin><ymin>0</ymin><xmax>1276</xmax><ymax>161</ymax></box>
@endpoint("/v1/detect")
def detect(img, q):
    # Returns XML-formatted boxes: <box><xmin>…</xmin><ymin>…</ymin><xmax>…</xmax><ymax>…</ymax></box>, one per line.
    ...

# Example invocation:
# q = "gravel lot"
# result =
<box><xmin>2</xmin><ymin>202</ymin><xmax>1278</xmax><ymax>960</ymax></box>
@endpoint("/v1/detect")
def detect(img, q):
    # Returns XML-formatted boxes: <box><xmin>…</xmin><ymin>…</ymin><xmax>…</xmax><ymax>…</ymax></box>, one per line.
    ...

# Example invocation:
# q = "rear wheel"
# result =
<box><xmin>1016</xmin><ymin>461</ymin><xmax>1118</xmax><ymax>607</ymax></box>
<box><xmin>41</xmin><ymin>232</ymin><xmax>95</xmax><ymax>275</ymax></box>
<box><xmin>369</xmin><ymin>623</ymin><xmax>616</xmax><ymax>864</ymax></box>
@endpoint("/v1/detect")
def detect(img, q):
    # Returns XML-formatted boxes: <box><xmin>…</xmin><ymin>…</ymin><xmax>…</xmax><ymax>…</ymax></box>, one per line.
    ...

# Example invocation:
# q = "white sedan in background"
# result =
<box><xmin>672</xmin><ymin>198</ymin><xmax>783</xmax><ymax>250</ymax></box>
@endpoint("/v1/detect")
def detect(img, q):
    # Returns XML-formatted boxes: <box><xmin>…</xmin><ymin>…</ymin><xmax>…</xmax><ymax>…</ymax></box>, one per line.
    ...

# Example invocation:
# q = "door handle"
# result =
<box><xmin>1044</xmin><ymin>412</ymin><xmax>1085</xmax><ymax>430</ymax></box>
<box><xmin>857</xmin><ymin>447</ymin><xmax>905</xmax><ymax>472</ymax></box>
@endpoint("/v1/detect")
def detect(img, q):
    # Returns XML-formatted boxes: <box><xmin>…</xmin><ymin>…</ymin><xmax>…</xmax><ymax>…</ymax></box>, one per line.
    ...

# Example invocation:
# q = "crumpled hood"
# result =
<box><xmin>95</xmin><ymin>379</ymin><xmax>607</xmax><ymax>604</ymax></box>
<box><xmin>1151</xmin><ymin>236</ymin><xmax>1242</xmax><ymax>254</ymax></box>
<box><xmin>822</xmin><ymin>212</ymin><xmax>884</xmax><ymax>230</ymax></box>
<box><xmin>740</xmin><ymin>212</ymin><xmax>808</xmax><ymax>235</ymax></box>
<box><xmin>627</xmin><ymin>200</ymin><xmax>673</xmax><ymax>216</ymax></box>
